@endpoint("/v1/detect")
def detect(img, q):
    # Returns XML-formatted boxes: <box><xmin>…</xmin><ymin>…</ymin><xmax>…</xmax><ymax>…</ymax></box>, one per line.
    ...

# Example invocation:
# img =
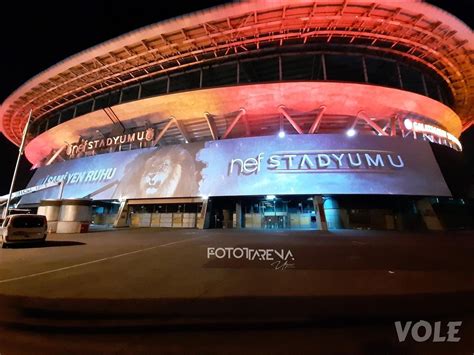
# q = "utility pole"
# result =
<box><xmin>2</xmin><ymin>110</ymin><xmax>33</xmax><ymax>218</ymax></box>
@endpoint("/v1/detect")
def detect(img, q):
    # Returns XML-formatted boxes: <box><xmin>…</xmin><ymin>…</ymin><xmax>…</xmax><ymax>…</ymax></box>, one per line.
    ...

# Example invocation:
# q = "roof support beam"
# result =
<box><xmin>204</xmin><ymin>112</ymin><xmax>219</xmax><ymax>140</ymax></box>
<box><xmin>152</xmin><ymin>117</ymin><xmax>175</xmax><ymax>146</ymax></box>
<box><xmin>242</xmin><ymin>115</ymin><xmax>251</xmax><ymax>136</ymax></box>
<box><xmin>397</xmin><ymin>113</ymin><xmax>407</xmax><ymax>137</ymax></box>
<box><xmin>17</xmin><ymin>24</ymin><xmax>465</xmax><ymax>126</ymax></box>
<box><xmin>347</xmin><ymin>116</ymin><xmax>358</xmax><ymax>131</ymax></box>
<box><xmin>381</xmin><ymin>121</ymin><xmax>392</xmax><ymax>134</ymax></box>
<box><xmin>103</xmin><ymin>107</ymin><xmax>126</xmax><ymax>132</ymax></box>
<box><xmin>174</xmin><ymin>118</ymin><xmax>192</xmax><ymax>143</ymax></box>
<box><xmin>390</xmin><ymin>116</ymin><xmax>397</xmax><ymax>136</ymax></box>
<box><xmin>4</xmin><ymin>2</ymin><xmax>473</xmax><ymax>141</ymax></box>
<box><xmin>278</xmin><ymin>105</ymin><xmax>304</xmax><ymax>134</ymax></box>
<box><xmin>357</xmin><ymin>111</ymin><xmax>388</xmax><ymax>136</ymax></box>
<box><xmin>222</xmin><ymin>108</ymin><xmax>246</xmax><ymax>139</ymax></box>
<box><xmin>308</xmin><ymin>106</ymin><xmax>327</xmax><ymax>134</ymax></box>
<box><xmin>46</xmin><ymin>144</ymin><xmax>67</xmax><ymax>166</ymax></box>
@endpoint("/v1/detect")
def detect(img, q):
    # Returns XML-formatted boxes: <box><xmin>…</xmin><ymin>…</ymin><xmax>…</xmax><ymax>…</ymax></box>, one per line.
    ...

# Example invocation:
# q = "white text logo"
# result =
<box><xmin>394</xmin><ymin>320</ymin><xmax>462</xmax><ymax>342</ymax></box>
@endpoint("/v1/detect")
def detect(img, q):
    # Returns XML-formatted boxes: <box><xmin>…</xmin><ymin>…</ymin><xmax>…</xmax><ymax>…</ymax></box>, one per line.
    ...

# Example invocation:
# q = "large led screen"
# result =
<box><xmin>20</xmin><ymin>134</ymin><xmax>451</xmax><ymax>204</ymax></box>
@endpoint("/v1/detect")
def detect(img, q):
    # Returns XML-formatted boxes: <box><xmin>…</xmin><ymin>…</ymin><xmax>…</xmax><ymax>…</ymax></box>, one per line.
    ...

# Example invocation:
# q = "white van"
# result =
<box><xmin>1</xmin><ymin>214</ymin><xmax>48</xmax><ymax>248</ymax></box>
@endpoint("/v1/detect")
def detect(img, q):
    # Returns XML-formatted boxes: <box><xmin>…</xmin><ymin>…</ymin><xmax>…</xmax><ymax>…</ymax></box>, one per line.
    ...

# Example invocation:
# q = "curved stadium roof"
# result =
<box><xmin>0</xmin><ymin>0</ymin><xmax>472</xmax><ymax>145</ymax></box>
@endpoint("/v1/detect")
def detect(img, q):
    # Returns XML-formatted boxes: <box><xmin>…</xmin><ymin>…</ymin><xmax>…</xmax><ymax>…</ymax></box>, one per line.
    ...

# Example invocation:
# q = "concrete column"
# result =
<box><xmin>113</xmin><ymin>200</ymin><xmax>129</xmax><ymax>228</ymax></box>
<box><xmin>56</xmin><ymin>199</ymin><xmax>93</xmax><ymax>234</ymax></box>
<box><xmin>222</xmin><ymin>209</ymin><xmax>231</xmax><ymax>228</ymax></box>
<box><xmin>416</xmin><ymin>198</ymin><xmax>443</xmax><ymax>231</ymax></box>
<box><xmin>313</xmin><ymin>195</ymin><xmax>328</xmax><ymax>231</ymax></box>
<box><xmin>235</xmin><ymin>201</ymin><xmax>243</xmax><ymax>229</ymax></box>
<box><xmin>323</xmin><ymin>197</ymin><xmax>344</xmax><ymax>230</ymax></box>
<box><xmin>197</xmin><ymin>198</ymin><xmax>211</xmax><ymax>229</ymax></box>
<box><xmin>394</xmin><ymin>213</ymin><xmax>404</xmax><ymax>231</ymax></box>
<box><xmin>38</xmin><ymin>199</ymin><xmax>61</xmax><ymax>233</ymax></box>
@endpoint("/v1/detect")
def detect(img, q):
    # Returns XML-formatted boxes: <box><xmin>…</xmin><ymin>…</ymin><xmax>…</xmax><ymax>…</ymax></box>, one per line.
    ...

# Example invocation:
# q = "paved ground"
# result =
<box><xmin>0</xmin><ymin>228</ymin><xmax>473</xmax><ymax>354</ymax></box>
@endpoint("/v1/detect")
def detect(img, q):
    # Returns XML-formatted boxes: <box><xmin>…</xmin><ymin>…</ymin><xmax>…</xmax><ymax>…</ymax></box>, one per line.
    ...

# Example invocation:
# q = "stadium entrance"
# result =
<box><xmin>208</xmin><ymin>196</ymin><xmax>318</xmax><ymax>230</ymax></box>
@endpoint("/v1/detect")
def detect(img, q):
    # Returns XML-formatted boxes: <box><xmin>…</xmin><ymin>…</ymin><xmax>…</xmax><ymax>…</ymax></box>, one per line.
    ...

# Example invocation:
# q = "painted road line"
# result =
<box><xmin>0</xmin><ymin>236</ymin><xmax>204</xmax><ymax>284</ymax></box>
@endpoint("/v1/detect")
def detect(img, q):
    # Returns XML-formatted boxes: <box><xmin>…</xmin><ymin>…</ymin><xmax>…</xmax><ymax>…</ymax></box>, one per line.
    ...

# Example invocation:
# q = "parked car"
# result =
<box><xmin>1</xmin><ymin>214</ymin><xmax>48</xmax><ymax>248</ymax></box>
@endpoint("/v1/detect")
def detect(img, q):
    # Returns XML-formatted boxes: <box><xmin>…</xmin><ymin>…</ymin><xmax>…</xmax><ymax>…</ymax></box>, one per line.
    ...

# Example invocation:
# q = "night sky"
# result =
<box><xmin>0</xmin><ymin>0</ymin><xmax>472</xmax><ymax>195</ymax></box>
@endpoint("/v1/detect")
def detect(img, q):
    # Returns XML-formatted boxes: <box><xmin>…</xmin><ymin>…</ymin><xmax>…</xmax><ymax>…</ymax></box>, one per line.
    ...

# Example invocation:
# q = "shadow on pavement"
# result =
<box><xmin>5</xmin><ymin>241</ymin><xmax>86</xmax><ymax>249</ymax></box>
<box><xmin>1</xmin><ymin>291</ymin><xmax>473</xmax><ymax>332</ymax></box>
<box><xmin>1</xmin><ymin>293</ymin><xmax>473</xmax><ymax>355</ymax></box>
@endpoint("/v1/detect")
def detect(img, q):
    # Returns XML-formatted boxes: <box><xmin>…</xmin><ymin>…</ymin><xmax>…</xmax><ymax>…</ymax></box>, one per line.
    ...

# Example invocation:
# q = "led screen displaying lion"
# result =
<box><xmin>113</xmin><ymin>145</ymin><xmax>203</xmax><ymax>199</ymax></box>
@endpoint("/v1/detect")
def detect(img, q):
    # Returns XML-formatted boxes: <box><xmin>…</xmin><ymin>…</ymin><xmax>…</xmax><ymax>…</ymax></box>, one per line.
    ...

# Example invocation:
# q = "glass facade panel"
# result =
<box><xmin>93</xmin><ymin>94</ymin><xmax>110</xmax><ymax>110</ymax></box>
<box><xmin>438</xmin><ymin>82</ymin><xmax>454</xmax><ymax>107</ymax></box>
<box><xmin>425</xmin><ymin>76</ymin><xmax>440</xmax><ymax>101</ymax></box>
<box><xmin>169</xmin><ymin>70</ymin><xmax>201</xmax><ymax>92</ymax></box>
<box><xmin>38</xmin><ymin>119</ymin><xmax>47</xmax><ymax>135</ymax></box>
<box><xmin>325</xmin><ymin>54</ymin><xmax>365</xmax><ymax>82</ymax></box>
<box><xmin>60</xmin><ymin>107</ymin><xmax>75</xmax><ymax>122</ymax></box>
<box><xmin>29</xmin><ymin>121</ymin><xmax>39</xmax><ymax>136</ymax></box>
<box><xmin>47</xmin><ymin>114</ymin><xmax>60</xmax><ymax>129</ymax></box>
<box><xmin>240</xmin><ymin>57</ymin><xmax>279</xmax><ymax>83</ymax></box>
<box><xmin>121</xmin><ymin>85</ymin><xmax>140</xmax><ymax>103</ymax></box>
<box><xmin>141</xmin><ymin>78</ymin><xmax>168</xmax><ymax>97</ymax></box>
<box><xmin>365</xmin><ymin>57</ymin><xmax>401</xmax><ymax>88</ymax></box>
<box><xmin>108</xmin><ymin>90</ymin><xmax>121</xmax><ymax>107</ymax></box>
<box><xmin>202</xmin><ymin>63</ymin><xmax>237</xmax><ymax>87</ymax></box>
<box><xmin>31</xmin><ymin>52</ymin><xmax>452</xmax><ymax>137</ymax></box>
<box><xmin>75</xmin><ymin>100</ymin><xmax>94</xmax><ymax>116</ymax></box>
<box><xmin>282</xmin><ymin>55</ymin><xmax>324</xmax><ymax>80</ymax></box>
<box><xmin>399</xmin><ymin>64</ymin><xmax>426</xmax><ymax>95</ymax></box>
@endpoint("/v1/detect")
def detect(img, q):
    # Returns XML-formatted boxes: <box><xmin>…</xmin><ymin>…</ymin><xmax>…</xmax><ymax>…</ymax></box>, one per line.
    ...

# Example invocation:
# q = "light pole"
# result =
<box><xmin>2</xmin><ymin>110</ymin><xmax>33</xmax><ymax>218</ymax></box>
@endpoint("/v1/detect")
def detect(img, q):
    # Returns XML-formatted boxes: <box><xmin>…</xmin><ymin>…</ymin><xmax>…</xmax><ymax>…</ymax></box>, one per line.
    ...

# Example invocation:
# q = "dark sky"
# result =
<box><xmin>0</xmin><ymin>0</ymin><xmax>472</xmax><ymax>195</ymax></box>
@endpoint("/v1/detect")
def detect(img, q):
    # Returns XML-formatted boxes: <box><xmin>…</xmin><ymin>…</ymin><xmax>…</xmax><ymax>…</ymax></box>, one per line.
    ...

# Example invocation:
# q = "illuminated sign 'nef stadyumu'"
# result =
<box><xmin>66</xmin><ymin>128</ymin><xmax>155</xmax><ymax>157</ymax></box>
<box><xmin>229</xmin><ymin>150</ymin><xmax>404</xmax><ymax>175</ymax></box>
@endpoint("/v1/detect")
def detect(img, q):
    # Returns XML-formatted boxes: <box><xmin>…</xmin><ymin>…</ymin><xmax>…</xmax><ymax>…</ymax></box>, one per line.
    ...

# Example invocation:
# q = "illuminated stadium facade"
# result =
<box><xmin>0</xmin><ymin>0</ymin><xmax>472</xmax><ymax>230</ymax></box>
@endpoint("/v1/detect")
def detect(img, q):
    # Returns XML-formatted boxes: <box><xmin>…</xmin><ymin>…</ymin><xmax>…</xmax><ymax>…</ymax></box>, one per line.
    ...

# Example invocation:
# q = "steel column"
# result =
<box><xmin>152</xmin><ymin>117</ymin><xmax>175</xmax><ymax>146</ymax></box>
<box><xmin>204</xmin><ymin>112</ymin><xmax>219</xmax><ymax>140</ymax></box>
<box><xmin>308</xmin><ymin>105</ymin><xmax>327</xmax><ymax>134</ymax></box>
<box><xmin>222</xmin><ymin>108</ymin><xmax>246</xmax><ymax>139</ymax></box>
<box><xmin>278</xmin><ymin>105</ymin><xmax>304</xmax><ymax>134</ymax></box>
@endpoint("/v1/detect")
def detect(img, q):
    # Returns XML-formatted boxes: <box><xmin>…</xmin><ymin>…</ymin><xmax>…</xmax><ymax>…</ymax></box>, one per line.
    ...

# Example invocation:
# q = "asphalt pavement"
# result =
<box><xmin>0</xmin><ymin>228</ymin><xmax>473</xmax><ymax>354</ymax></box>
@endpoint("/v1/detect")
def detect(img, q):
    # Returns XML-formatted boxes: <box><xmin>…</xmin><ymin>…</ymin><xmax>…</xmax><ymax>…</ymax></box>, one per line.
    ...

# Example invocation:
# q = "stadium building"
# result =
<box><xmin>0</xmin><ymin>0</ymin><xmax>472</xmax><ymax>230</ymax></box>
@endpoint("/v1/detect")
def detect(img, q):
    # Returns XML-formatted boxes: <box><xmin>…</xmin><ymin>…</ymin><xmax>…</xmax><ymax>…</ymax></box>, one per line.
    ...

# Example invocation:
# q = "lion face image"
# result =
<box><xmin>140</xmin><ymin>156</ymin><xmax>181</xmax><ymax>196</ymax></box>
<box><xmin>113</xmin><ymin>145</ymin><xmax>201</xmax><ymax>199</ymax></box>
